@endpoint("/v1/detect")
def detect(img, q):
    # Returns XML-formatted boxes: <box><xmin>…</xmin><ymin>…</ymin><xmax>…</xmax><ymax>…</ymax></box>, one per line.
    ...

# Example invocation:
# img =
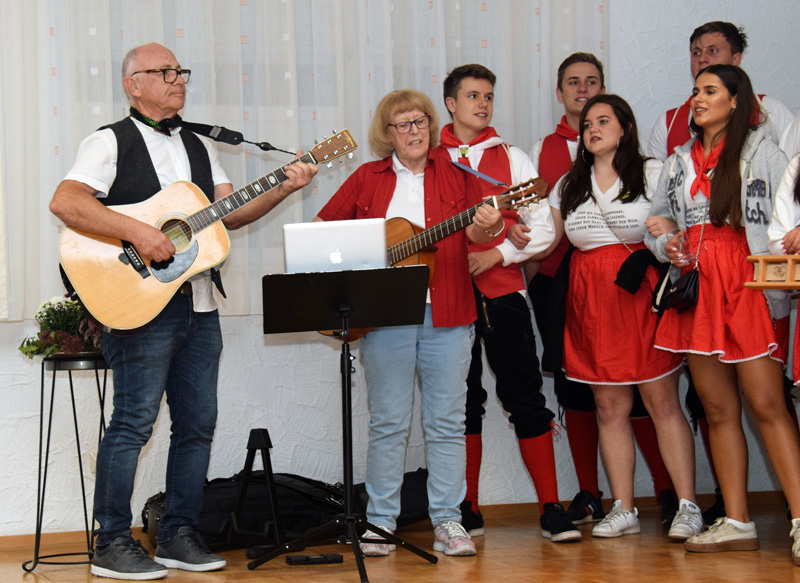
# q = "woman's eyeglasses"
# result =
<box><xmin>387</xmin><ymin>114</ymin><xmax>431</xmax><ymax>134</ymax></box>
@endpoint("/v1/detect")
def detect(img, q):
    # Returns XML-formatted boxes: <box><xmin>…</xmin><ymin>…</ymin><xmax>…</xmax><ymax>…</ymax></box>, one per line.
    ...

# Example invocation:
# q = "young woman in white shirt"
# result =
<box><xmin>539</xmin><ymin>94</ymin><xmax>701</xmax><ymax>540</ymax></box>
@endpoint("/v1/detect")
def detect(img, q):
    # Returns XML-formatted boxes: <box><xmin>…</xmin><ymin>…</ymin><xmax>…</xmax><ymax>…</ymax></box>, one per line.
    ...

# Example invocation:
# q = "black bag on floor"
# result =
<box><xmin>142</xmin><ymin>471</ymin><xmax>348</xmax><ymax>550</ymax></box>
<box><xmin>142</xmin><ymin>468</ymin><xmax>430</xmax><ymax>550</ymax></box>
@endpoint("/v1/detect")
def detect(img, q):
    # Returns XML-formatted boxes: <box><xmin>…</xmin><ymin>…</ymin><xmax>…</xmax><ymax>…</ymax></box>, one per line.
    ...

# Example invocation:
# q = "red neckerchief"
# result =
<box><xmin>554</xmin><ymin>115</ymin><xmax>579</xmax><ymax>141</ymax></box>
<box><xmin>690</xmin><ymin>137</ymin><xmax>725</xmax><ymax>199</ymax></box>
<box><xmin>439</xmin><ymin>124</ymin><xmax>501</xmax><ymax>165</ymax></box>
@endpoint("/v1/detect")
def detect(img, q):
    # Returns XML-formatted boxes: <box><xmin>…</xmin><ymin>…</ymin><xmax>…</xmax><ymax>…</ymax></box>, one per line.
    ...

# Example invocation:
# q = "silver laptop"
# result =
<box><xmin>283</xmin><ymin>218</ymin><xmax>389</xmax><ymax>274</ymax></box>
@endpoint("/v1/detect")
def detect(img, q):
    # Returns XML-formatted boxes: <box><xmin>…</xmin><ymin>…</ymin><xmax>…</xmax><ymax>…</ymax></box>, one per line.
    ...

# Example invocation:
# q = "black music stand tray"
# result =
<box><xmin>252</xmin><ymin>265</ymin><xmax>437</xmax><ymax>582</ymax></box>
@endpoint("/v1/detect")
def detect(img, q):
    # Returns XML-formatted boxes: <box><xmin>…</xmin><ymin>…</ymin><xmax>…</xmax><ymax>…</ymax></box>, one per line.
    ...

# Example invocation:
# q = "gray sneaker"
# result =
<box><xmin>91</xmin><ymin>536</ymin><xmax>168</xmax><ymax>581</ymax></box>
<box><xmin>154</xmin><ymin>527</ymin><xmax>226</xmax><ymax>572</ymax></box>
<box><xmin>684</xmin><ymin>517</ymin><xmax>759</xmax><ymax>552</ymax></box>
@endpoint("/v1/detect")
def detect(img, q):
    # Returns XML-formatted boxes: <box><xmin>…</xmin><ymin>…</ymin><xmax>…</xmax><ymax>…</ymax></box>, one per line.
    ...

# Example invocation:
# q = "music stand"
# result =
<box><xmin>252</xmin><ymin>265</ymin><xmax>437</xmax><ymax>582</ymax></box>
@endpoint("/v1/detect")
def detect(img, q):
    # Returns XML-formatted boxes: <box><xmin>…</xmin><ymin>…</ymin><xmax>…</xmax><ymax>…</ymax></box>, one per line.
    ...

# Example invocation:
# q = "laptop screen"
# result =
<box><xmin>283</xmin><ymin>218</ymin><xmax>389</xmax><ymax>274</ymax></box>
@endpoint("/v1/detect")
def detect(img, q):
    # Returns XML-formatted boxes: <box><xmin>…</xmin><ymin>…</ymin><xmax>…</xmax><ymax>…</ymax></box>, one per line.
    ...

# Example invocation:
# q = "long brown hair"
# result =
<box><xmin>689</xmin><ymin>64</ymin><xmax>760</xmax><ymax>229</ymax></box>
<box><xmin>559</xmin><ymin>94</ymin><xmax>648</xmax><ymax>217</ymax></box>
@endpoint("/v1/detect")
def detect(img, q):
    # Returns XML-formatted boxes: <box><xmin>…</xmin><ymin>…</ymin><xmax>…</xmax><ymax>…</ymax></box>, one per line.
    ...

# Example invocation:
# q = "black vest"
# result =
<box><xmin>102</xmin><ymin>117</ymin><xmax>214</xmax><ymax>206</ymax></box>
<box><xmin>99</xmin><ymin>117</ymin><xmax>226</xmax><ymax>297</ymax></box>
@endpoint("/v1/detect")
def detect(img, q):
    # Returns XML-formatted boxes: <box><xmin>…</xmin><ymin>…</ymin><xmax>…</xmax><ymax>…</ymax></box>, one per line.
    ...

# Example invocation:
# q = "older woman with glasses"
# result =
<box><xmin>314</xmin><ymin>89</ymin><xmax>502</xmax><ymax>557</ymax></box>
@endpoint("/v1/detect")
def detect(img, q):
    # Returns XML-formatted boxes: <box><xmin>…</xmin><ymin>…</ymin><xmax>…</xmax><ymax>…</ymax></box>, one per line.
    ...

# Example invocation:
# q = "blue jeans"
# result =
<box><xmin>95</xmin><ymin>294</ymin><xmax>222</xmax><ymax>546</ymax></box>
<box><xmin>361</xmin><ymin>305</ymin><xmax>473</xmax><ymax>529</ymax></box>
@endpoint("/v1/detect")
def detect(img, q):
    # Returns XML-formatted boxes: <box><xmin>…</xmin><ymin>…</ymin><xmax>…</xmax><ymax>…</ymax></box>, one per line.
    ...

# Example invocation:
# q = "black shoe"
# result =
<box><xmin>702</xmin><ymin>488</ymin><xmax>726</xmax><ymax>526</ymax></box>
<box><xmin>91</xmin><ymin>535</ymin><xmax>168</xmax><ymax>580</ymax></box>
<box><xmin>541</xmin><ymin>502</ymin><xmax>582</xmax><ymax>542</ymax></box>
<box><xmin>658</xmin><ymin>489</ymin><xmax>679</xmax><ymax>527</ymax></box>
<box><xmin>565</xmin><ymin>490</ymin><xmax>605</xmax><ymax>524</ymax></box>
<box><xmin>154</xmin><ymin>527</ymin><xmax>226</xmax><ymax>572</ymax></box>
<box><xmin>459</xmin><ymin>500</ymin><xmax>485</xmax><ymax>537</ymax></box>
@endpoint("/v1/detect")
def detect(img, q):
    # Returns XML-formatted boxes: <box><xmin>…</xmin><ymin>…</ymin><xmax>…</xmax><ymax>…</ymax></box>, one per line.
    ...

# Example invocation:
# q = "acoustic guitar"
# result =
<box><xmin>323</xmin><ymin>177</ymin><xmax>548</xmax><ymax>339</ymax></box>
<box><xmin>59</xmin><ymin>130</ymin><xmax>358</xmax><ymax>330</ymax></box>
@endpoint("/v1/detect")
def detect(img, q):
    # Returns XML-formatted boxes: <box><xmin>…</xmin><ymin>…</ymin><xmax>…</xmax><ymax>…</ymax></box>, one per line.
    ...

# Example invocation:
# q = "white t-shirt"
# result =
<box><xmin>780</xmin><ymin>111</ymin><xmax>800</xmax><ymax>159</ymax></box>
<box><xmin>386</xmin><ymin>152</ymin><xmax>426</xmax><ymax>226</ymax></box>
<box><xmin>64</xmin><ymin>118</ymin><xmax>231</xmax><ymax>312</ymax></box>
<box><xmin>647</xmin><ymin>94</ymin><xmax>795</xmax><ymax>160</ymax></box>
<box><xmin>768</xmin><ymin>153</ymin><xmax>800</xmax><ymax>254</ymax></box>
<box><xmin>550</xmin><ymin>159</ymin><xmax>663</xmax><ymax>251</ymax></box>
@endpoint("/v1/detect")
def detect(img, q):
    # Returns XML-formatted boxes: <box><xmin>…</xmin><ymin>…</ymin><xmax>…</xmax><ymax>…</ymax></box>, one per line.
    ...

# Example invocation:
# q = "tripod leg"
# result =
<box><xmin>359</xmin><ymin>519</ymin><xmax>438</xmax><ymax>564</ymax></box>
<box><xmin>247</xmin><ymin>517</ymin><xmax>341</xmax><ymax>570</ymax></box>
<box><xmin>346</xmin><ymin>520</ymin><xmax>370</xmax><ymax>583</ymax></box>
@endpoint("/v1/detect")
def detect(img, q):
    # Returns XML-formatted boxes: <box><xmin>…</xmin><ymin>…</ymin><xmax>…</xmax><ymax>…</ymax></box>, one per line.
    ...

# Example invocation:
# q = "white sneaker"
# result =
<box><xmin>433</xmin><ymin>520</ymin><xmax>476</xmax><ymax>556</ymax></box>
<box><xmin>790</xmin><ymin>518</ymin><xmax>800</xmax><ymax>566</ymax></box>
<box><xmin>668</xmin><ymin>499</ymin><xmax>705</xmax><ymax>540</ymax></box>
<box><xmin>684</xmin><ymin>517</ymin><xmax>758</xmax><ymax>552</ymax></box>
<box><xmin>360</xmin><ymin>526</ymin><xmax>396</xmax><ymax>557</ymax></box>
<box><xmin>591</xmin><ymin>499</ymin><xmax>640</xmax><ymax>538</ymax></box>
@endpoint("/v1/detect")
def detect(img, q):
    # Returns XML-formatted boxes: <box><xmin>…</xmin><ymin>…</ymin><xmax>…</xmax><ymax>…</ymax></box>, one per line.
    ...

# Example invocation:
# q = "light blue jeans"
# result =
<box><xmin>96</xmin><ymin>294</ymin><xmax>222</xmax><ymax>546</ymax></box>
<box><xmin>361</xmin><ymin>304</ymin><xmax>473</xmax><ymax>529</ymax></box>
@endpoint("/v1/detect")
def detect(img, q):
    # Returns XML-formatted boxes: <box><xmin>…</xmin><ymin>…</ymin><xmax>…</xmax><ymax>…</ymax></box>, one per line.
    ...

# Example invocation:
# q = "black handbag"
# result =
<box><xmin>664</xmin><ymin>268</ymin><xmax>699</xmax><ymax>313</ymax></box>
<box><xmin>663</xmin><ymin>204</ymin><xmax>707</xmax><ymax>313</ymax></box>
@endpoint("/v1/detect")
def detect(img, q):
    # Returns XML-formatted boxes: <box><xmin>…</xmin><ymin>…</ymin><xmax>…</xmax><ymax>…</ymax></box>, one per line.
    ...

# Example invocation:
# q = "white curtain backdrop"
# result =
<box><xmin>0</xmin><ymin>0</ymin><xmax>608</xmax><ymax>321</ymax></box>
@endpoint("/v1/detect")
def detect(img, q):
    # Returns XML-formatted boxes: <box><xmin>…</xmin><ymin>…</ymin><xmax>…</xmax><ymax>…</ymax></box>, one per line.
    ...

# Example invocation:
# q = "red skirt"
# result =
<box><xmin>655</xmin><ymin>224</ymin><xmax>785</xmax><ymax>364</ymax></box>
<box><xmin>564</xmin><ymin>242</ymin><xmax>682</xmax><ymax>384</ymax></box>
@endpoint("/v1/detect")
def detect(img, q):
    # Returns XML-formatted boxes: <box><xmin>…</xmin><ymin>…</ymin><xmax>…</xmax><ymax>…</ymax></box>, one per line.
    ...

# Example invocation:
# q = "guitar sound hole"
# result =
<box><xmin>161</xmin><ymin>219</ymin><xmax>193</xmax><ymax>252</ymax></box>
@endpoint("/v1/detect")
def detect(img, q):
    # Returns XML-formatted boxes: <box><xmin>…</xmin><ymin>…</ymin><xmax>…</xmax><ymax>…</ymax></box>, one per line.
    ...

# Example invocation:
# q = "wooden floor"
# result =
<box><xmin>4</xmin><ymin>492</ymin><xmax>800</xmax><ymax>583</ymax></box>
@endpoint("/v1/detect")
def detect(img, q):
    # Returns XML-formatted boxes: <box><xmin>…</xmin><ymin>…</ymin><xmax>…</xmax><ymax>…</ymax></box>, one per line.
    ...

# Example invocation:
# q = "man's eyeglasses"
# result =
<box><xmin>387</xmin><ymin>114</ymin><xmax>431</xmax><ymax>134</ymax></box>
<box><xmin>131</xmin><ymin>68</ymin><xmax>191</xmax><ymax>84</ymax></box>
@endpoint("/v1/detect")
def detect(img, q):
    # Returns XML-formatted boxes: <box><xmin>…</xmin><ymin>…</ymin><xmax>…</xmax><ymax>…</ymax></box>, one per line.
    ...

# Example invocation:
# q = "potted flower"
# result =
<box><xmin>19</xmin><ymin>295</ymin><xmax>102</xmax><ymax>358</ymax></box>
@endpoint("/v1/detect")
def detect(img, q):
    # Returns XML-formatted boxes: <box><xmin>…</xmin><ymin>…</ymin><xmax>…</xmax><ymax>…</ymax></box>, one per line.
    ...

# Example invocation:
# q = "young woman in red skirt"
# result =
<box><xmin>646</xmin><ymin>64</ymin><xmax>800</xmax><ymax>564</ymax></box>
<box><xmin>542</xmin><ymin>94</ymin><xmax>700</xmax><ymax>540</ymax></box>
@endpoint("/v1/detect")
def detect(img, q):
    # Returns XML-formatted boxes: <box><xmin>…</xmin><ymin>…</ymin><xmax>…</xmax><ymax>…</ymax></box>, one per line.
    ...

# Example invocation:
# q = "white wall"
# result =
<box><xmin>2</xmin><ymin>0</ymin><xmax>800</xmax><ymax>537</ymax></box>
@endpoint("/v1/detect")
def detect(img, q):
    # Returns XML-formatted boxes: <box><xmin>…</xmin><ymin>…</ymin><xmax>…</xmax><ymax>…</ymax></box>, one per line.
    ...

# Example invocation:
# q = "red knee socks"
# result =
<box><xmin>518</xmin><ymin>432</ymin><xmax>560</xmax><ymax>507</ymax></box>
<box><xmin>465</xmin><ymin>433</ymin><xmax>482</xmax><ymax>511</ymax></box>
<box><xmin>564</xmin><ymin>409</ymin><xmax>601</xmax><ymax>498</ymax></box>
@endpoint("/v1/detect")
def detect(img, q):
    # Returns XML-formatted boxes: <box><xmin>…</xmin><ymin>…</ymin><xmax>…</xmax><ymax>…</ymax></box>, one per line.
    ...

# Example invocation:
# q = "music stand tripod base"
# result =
<box><xmin>257</xmin><ymin>266</ymin><xmax>437</xmax><ymax>582</ymax></box>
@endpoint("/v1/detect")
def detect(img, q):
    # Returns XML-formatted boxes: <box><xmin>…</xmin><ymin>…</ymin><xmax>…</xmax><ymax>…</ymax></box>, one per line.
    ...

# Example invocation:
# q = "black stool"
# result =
<box><xmin>22</xmin><ymin>352</ymin><xmax>109</xmax><ymax>572</ymax></box>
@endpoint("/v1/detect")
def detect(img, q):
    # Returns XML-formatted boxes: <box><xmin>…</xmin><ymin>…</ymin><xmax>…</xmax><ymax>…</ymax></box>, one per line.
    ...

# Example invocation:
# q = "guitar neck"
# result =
<box><xmin>388</xmin><ymin>199</ymin><xmax>489</xmax><ymax>265</ymax></box>
<box><xmin>186</xmin><ymin>152</ymin><xmax>316</xmax><ymax>232</ymax></box>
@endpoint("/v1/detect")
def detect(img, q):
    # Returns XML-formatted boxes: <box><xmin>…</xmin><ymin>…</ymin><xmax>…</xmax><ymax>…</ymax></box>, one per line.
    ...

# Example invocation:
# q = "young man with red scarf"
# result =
<box><xmin>527</xmin><ymin>53</ymin><xmax>681</xmax><ymax>528</ymax></box>
<box><xmin>647</xmin><ymin>21</ymin><xmax>793</xmax><ymax>161</ymax></box>
<box><xmin>439</xmin><ymin>64</ymin><xmax>580</xmax><ymax>543</ymax></box>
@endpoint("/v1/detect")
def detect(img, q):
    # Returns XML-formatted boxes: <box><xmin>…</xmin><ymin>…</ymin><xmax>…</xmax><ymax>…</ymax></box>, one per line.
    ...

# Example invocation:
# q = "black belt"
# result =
<box><xmin>179</xmin><ymin>282</ymin><xmax>193</xmax><ymax>295</ymax></box>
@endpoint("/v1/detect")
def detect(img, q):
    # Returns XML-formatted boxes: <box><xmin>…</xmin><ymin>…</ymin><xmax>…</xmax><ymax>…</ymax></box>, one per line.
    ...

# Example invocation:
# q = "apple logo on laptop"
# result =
<box><xmin>330</xmin><ymin>249</ymin><xmax>343</xmax><ymax>264</ymax></box>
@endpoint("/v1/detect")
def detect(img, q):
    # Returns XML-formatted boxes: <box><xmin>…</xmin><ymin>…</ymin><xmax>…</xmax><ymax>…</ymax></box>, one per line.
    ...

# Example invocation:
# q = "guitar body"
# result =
<box><xmin>59</xmin><ymin>181</ymin><xmax>231</xmax><ymax>330</ymax></box>
<box><xmin>385</xmin><ymin>217</ymin><xmax>435</xmax><ymax>278</ymax></box>
<box><xmin>57</xmin><ymin>129</ymin><xmax>357</xmax><ymax>330</ymax></box>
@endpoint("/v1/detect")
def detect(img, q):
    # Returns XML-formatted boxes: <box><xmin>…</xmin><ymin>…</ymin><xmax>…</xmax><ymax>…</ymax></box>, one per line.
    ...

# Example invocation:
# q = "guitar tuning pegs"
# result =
<box><xmin>347</xmin><ymin>153</ymin><xmax>354</xmax><ymax>159</ymax></box>
<box><xmin>326</xmin><ymin>161</ymin><xmax>334</xmax><ymax>168</ymax></box>
<box><xmin>314</xmin><ymin>140</ymin><xmax>318</xmax><ymax>145</ymax></box>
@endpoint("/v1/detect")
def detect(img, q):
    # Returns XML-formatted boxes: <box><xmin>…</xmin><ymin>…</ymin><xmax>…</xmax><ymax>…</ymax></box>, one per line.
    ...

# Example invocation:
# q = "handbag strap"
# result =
<box><xmin>688</xmin><ymin>203</ymin><xmax>709</xmax><ymax>271</ymax></box>
<box><xmin>590</xmin><ymin>188</ymin><xmax>634</xmax><ymax>254</ymax></box>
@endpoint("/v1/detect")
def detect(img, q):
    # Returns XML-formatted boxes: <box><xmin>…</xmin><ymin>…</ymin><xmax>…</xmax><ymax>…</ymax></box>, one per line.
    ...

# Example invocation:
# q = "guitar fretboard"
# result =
<box><xmin>388</xmin><ymin>200</ymin><xmax>490</xmax><ymax>265</ymax></box>
<box><xmin>186</xmin><ymin>152</ymin><xmax>316</xmax><ymax>233</ymax></box>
